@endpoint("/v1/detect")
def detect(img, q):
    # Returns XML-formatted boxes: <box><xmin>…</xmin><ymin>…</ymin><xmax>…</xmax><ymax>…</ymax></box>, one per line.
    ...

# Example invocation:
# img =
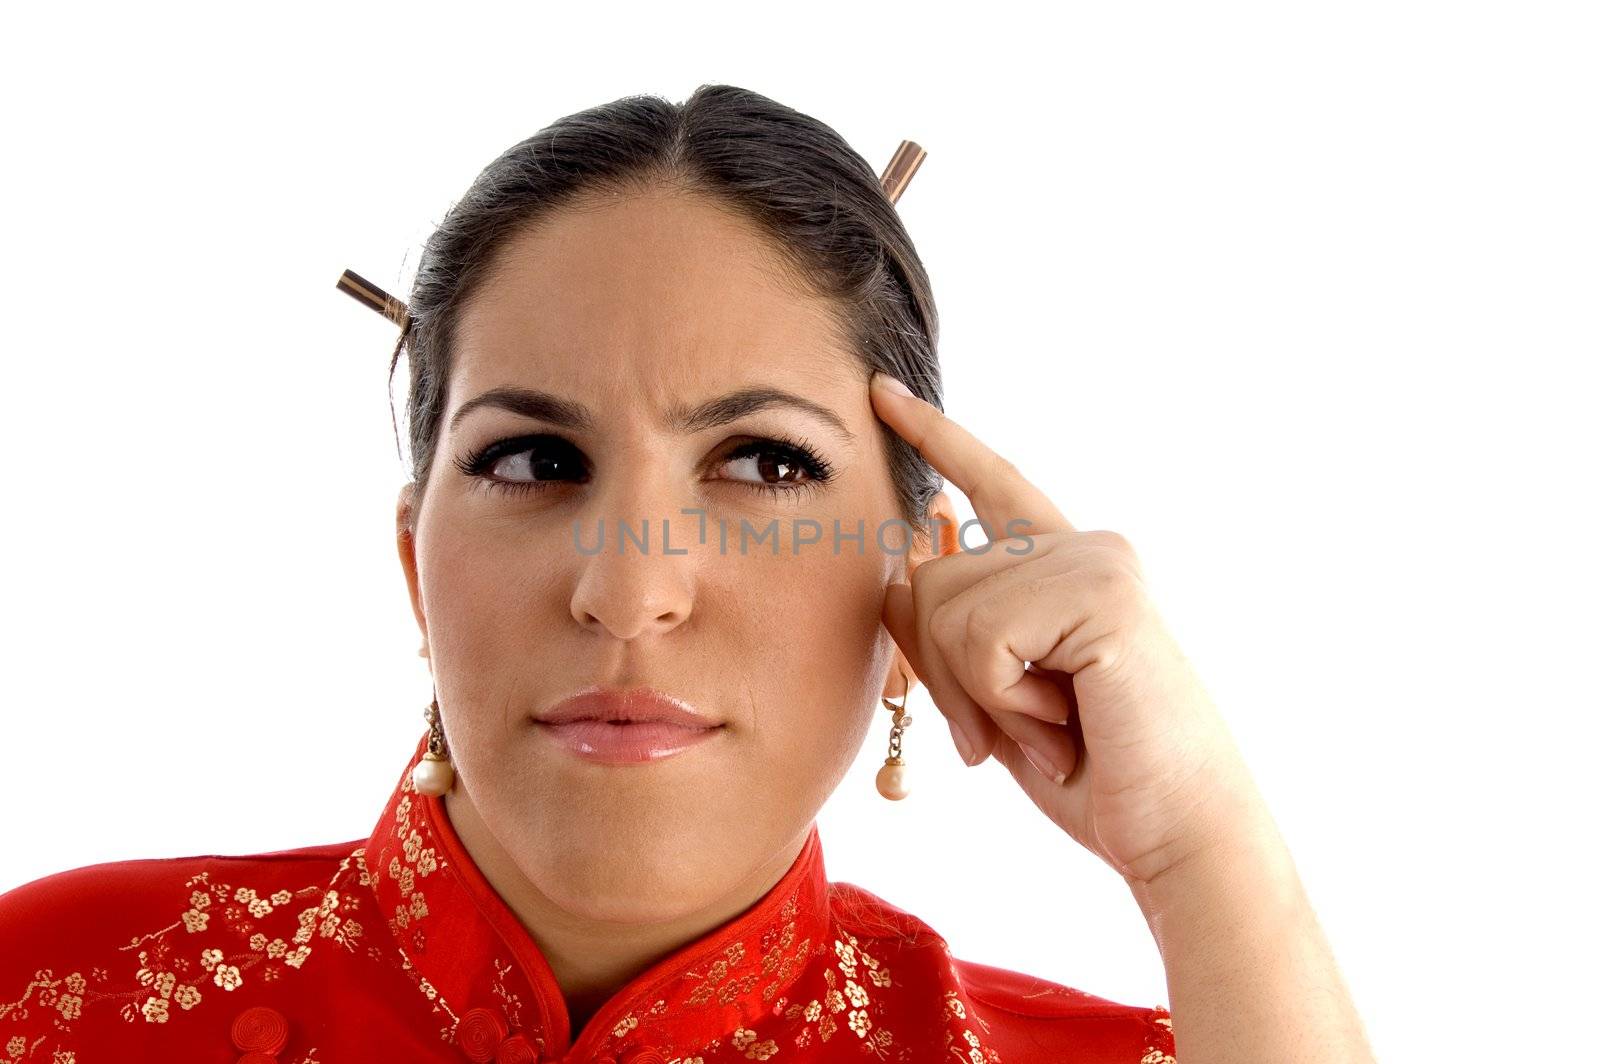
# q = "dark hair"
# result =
<box><xmin>388</xmin><ymin>83</ymin><xmax>944</xmax><ymax>542</ymax></box>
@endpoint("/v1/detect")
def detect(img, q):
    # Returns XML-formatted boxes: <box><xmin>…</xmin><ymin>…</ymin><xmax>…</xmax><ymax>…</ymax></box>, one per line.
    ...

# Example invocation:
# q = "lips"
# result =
<box><xmin>537</xmin><ymin>686</ymin><xmax>718</xmax><ymax>728</ymax></box>
<box><xmin>536</xmin><ymin>718</ymin><xmax>723</xmax><ymax>765</ymax></box>
<box><xmin>534</xmin><ymin>686</ymin><xmax>723</xmax><ymax>766</ymax></box>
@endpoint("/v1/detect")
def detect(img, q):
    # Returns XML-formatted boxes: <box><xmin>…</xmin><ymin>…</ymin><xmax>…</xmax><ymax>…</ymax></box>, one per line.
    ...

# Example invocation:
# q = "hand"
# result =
<box><xmin>870</xmin><ymin>372</ymin><xmax>1263</xmax><ymax>888</ymax></box>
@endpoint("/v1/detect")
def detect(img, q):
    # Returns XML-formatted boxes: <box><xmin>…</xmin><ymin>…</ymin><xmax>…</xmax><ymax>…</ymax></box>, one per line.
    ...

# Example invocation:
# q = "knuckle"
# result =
<box><xmin>927</xmin><ymin>601</ymin><xmax>965</xmax><ymax>654</ymax></box>
<box><xmin>1079</xmin><ymin>628</ymin><xmax>1132</xmax><ymax>674</ymax></box>
<box><xmin>1081</xmin><ymin>531</ymin><xmax>1144</xmax><ymax>586</ymax></box>
<box><xmin>1087</xmin><ymin>528</ymin><xmax>1137</xmax><ymax>559</ymax></box>
<box><xmin>1096</xmin><ymin>563</ymin><xmax>1129</xmax><ymax>594</ymax></box>
<box><xmin>964</xmin><ymin>598</ymin><xmax>1009</xmax><ymax>649</ymax></box>
<box><xmin>1068</xmin><ymin>558</ymin><xmax>1123</xmax><ymax>594</ymax></box>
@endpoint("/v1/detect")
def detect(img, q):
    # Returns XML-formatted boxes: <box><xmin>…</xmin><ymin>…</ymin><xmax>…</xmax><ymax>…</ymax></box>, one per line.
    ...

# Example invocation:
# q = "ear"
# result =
<box><xmin>885</xmin><ymin>490</ymin><xmax>961</xmax><ymax>698</ymax></box>
<box><xmin>907</xmin><ymin>489</ymin><xmax>961</xmax><ymax>576</ymax></box>
<box><xmin>883</xmin><ymin>649</ymin><xmax>917</xmax><ymax>702</ymax></box>
<box><xmin>396</xmin><ymin>482</ymin><xmax>429</xmax><ymax>660</ymax></box>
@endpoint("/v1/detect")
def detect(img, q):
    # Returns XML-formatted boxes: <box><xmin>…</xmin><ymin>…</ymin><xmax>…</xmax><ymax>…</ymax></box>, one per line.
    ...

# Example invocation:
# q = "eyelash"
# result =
<box><xmin>452</xmin><ymin>432</ymin><xmax>836</xmax><ymax>502</ymax></box>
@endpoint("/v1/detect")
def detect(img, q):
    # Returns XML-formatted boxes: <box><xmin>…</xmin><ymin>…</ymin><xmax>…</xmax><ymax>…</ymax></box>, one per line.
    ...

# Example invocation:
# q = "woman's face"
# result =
<box><xmin>396</xmin><ymin>188</ymin><xmax>942</xmax><ymax>925</ymax></box>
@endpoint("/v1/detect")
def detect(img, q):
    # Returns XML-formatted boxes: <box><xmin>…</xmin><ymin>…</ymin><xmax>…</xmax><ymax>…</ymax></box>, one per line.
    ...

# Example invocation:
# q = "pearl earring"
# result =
<box><xmin>411</xmin><ymin>694</ymin><xmax>455</xmax><ymax>797</ymax></box>
<box><xmin>875</xmin><ymin>665</ymin><xmax>914</xmax><ymax>801</ymax></box>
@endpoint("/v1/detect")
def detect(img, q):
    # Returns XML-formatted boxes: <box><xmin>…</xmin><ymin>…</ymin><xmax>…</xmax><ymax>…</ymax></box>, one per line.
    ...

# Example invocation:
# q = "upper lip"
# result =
<box><xmin>536</xmin><ymin>686</ymin><xmax>721</xmax><ymax>728</ymax></box>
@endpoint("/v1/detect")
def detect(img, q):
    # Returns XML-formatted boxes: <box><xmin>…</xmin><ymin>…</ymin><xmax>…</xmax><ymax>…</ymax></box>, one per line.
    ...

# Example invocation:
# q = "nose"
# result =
<box><xmin>567</xmin><ymin>483</ymin><xmax>697</xmax><ymax>640</ymax></box>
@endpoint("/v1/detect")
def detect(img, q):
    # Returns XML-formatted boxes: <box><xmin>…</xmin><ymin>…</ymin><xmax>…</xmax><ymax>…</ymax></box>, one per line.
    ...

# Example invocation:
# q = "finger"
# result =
<box><xmin>991</xmin><ymin>713</ymin><xmax>1084</xmax><ymax>792</ymax></box>
<box><xmin>889</xmin><ymin>580</ymin><xmax>1083</xmax><ymax>775</ymax></box>
<box><xmin>1028</xmin><ymin>661</ymin><xmax>1081</xmax><ymax>721</ymax></box>
<box><xmin>1010</xmin><ymin>665</ymin><xmax>1085</xmax><ymax>785</ymax></box>
<box><xmin>884</xmin><ymin>580</ymin><xmax>1000</xmax><ymax>766</ymax></box>
<box><xmin>952</xmin><ymin>696</ymin><xmax>1081</xmax><ymax>787</ymax></box>
<box><xmin>937</xmin><ymin>561</ymin><xmax>1097</xmax><ymax>724</ymax></box>
<box><xmin>909</xmin><ymin>542</ymin><xmax>1076</xmax><ymax>723</ymax></box>
<box><xmin>869</xmin><ymin>372</ymin><xmax>1075</xmax><ymax>541</ymax></box>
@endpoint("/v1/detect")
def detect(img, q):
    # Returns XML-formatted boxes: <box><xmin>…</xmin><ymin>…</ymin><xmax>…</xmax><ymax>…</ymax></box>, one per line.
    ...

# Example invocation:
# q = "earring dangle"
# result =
<box><xmin>875</xmin><ymin>667</ymin><xmax>914</xmax><ymax>801</ymax></box>
<box><xmin>411</xmin><ymin>695</ymin><xmax>456</xmax><ymax>797</ymax></box>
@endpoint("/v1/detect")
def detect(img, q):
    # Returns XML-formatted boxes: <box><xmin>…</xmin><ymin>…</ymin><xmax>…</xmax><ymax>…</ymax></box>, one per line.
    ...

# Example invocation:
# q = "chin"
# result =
<box><xmin>532</xmin><ymin>827</ymin><xmax>733</xmax><ymax>922</ymax></box>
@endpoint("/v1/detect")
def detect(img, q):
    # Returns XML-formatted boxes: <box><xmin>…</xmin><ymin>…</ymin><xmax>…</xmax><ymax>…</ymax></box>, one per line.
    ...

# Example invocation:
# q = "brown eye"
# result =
<box><xmin>491</xmin><ymin>445</ymin><xmax>584</xmax><ymax>484</ymax></box>
<box><xmin>717</xmin><ymin>438</ymin><xmax>834</xmax><ymax>493</ymax></box>
<box><xmin>723</xmin><ymin>449</ymin><xmax>811</xmax><ymax>485</ymax></box>
<box><xmin>454</xmin><ymin>434</ymin><xmax>589</xmax><ymax>497</ymax></box>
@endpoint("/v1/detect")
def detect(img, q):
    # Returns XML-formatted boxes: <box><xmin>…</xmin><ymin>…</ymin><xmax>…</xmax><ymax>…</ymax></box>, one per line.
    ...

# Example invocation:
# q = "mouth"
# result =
<box><xmin>532</xmin><ymin>685</ymin><xmax>724</xmax><ymax>765</ymax></box>
<box><xmin>535</xmin><ymin>718</ymin><xmax>724</xmax><ymax>765</ymax></box>
<box><xmin>535</xmin><ymin>686</ymin><xmax>720</xmax><ymax>729</ymax></box>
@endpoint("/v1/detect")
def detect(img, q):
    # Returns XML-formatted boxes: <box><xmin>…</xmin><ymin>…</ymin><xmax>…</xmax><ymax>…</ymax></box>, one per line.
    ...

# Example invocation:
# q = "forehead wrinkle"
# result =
<box><xmin>447</xmin><ymin>380</ymin><xmax>859</xmax><ymax>452</ymax></box>
<box><xmin>449</xmin><ymin>201</ymin><xmax>866</xmax><ymax>448</ymax></box>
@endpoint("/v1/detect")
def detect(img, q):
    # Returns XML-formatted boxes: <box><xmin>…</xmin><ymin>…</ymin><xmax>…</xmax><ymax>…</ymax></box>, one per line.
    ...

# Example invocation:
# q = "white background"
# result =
<box><xmin>3</xmin><ymin>3</ymin><xmax>1596</xmax><ymax>1059</ymax></box>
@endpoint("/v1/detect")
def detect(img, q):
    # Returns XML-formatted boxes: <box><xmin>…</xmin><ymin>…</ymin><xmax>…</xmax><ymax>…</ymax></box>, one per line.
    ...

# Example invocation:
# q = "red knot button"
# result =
<box><xmin>457</xmin><ymin>1007</ymin><xmax>509</xmax><ymax>1062</ymax></box>
<box><xmin>230</xmin><ymin>1006</ymin><xmax>289</xmax><ymax>1054</ymax></box>
<box><xmin>494</xmin><ymin>1031</ymin><xmax>539</xmax><ymax>1064</ymax></box>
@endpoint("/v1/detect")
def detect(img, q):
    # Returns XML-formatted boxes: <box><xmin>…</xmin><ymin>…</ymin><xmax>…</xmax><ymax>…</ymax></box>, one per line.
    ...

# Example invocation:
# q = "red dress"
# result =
<box><xmin>0</xmin><ymin>732</ymin><xmax>1176</xmax><ymax>1062</ymax></box>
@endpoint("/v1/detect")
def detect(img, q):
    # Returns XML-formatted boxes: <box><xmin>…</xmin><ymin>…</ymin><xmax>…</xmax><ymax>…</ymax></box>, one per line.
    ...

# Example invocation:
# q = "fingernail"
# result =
<box><xmin>873</xmin><ymin>371</ymin><xmax>914</xmax><ymax>398</ymax></box>
<box><xmin>1019</xmin><ymin>742</ymin><xmax>1067</xmax><ymax>785</ymax></box>
<box><xmin>947</xmin><ymin>718</ymin><xmax>979</xmax><ymax>766</ymax></box>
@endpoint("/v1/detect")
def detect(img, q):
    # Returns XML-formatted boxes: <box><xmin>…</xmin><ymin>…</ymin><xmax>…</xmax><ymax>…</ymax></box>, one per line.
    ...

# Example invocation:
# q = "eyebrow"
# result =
<box><xmin>447</xmin><ymin>384</ymin><xmax>857</xmax><ymax>444</ymax></box>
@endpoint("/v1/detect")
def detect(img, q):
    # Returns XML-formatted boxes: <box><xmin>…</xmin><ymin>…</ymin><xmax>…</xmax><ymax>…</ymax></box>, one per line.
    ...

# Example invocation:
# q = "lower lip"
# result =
<box><xmin>536</xmin><ymin>719</ymin><xmax>724</xmax><ymax>764</ymax></box>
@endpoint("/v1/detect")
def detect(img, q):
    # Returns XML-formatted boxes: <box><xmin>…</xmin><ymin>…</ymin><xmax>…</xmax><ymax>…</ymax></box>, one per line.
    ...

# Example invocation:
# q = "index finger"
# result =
<box><xmin>869</xmin><ymin>371</ymin><xmax>1075</xmax><ymax>540</ymax></box>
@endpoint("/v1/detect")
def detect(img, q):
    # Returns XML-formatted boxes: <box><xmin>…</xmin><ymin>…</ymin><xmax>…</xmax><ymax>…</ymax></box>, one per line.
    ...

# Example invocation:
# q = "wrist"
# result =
<box><xmin>1120</xmin><ymin>787</ymin><xmax>1375</xmax><ymax>1062</ymax></box>
<box><xmin>1123</xmin><ymin>782</ymin><xmax>1298</xmax><ymax>925</ymax></box>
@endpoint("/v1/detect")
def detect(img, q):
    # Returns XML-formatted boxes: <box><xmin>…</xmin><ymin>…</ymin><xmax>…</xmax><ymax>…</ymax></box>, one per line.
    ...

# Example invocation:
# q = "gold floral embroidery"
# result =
<box><xmin>117</xmin><ymin>864</ymin><xmax>362</xmax><ymax>1023</ymax></box>
<box><xmin>695</xmin><ymin>931</ymin><xmax>912</xmax><ymax>1061</ymax></box>
<box><xmin>1</xmin><ymin>851</ymin><xmax>365</xmax><ymax>1061</ymax></box>
<box><xmin>729</xmin><ymin>1025</ymin><xmax>779</xmax><ymax>1059</ymax></box>
<box><xmin>375</xmin><ymin>787</ymin><xmax>444</xmax><ymax>945</ymax></box>
<box><xmin>1141</xmin><ymin>1008</ymin><xmax>1176</xmax><ymax>1063</ymax></box>
<box><xmin>0</xmin><ymin>965</ymin><xmax>106</xmax><ymax>1061</ymax></box>
<box><xmin>488</xmin><ymin>957</ymin><xmax>526</xmax><ymax>1032</ymax></box>
<box><xmin>927</xmin><ymin>963</ymin><xmax>1001</xmax><ymax>1063</ymax></box>
<box><xmin>367</xmin><ymin>771</ymin><xmax>465</xmax><ymax>1046</ymax></box>
<box><xmin>602</xmin><ymin>880</ymin><xmax>823</xmax><ymax>1060</ymax></box>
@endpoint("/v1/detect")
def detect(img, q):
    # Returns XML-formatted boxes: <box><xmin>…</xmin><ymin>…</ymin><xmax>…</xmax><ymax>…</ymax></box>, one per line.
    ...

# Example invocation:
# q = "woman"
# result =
<box><xmin>0</xmin><ymin>85</ymin><xmax>1371</xmax><ymax>1063</ymax></box>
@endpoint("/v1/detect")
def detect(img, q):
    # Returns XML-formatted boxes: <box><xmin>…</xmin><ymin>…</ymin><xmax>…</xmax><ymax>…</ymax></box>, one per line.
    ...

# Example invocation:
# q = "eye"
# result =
<box><xmin>715</xmin><ymin>435</ymin><xmax>835</xmax><ymax>500</ymax></box>
<box><xmin>452</xmin><ymin>432</ymin><xmax>836</xmax><ymax>501</ymax></box>
<box><xmin>453</xmin><ymin>433</ymin><xmax>589</xmax><ymax>497</ymax></box>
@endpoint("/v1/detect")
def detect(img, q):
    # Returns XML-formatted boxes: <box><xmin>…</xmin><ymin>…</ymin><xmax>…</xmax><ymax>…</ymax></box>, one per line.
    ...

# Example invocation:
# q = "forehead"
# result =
<box><xmin>449</xmin><ymin>190</ymin><xmax>858</xmax><ymax>414</ymax></box>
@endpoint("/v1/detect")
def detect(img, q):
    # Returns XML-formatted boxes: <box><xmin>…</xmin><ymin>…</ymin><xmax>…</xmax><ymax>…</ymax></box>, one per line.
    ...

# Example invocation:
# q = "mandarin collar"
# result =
<box><xmin>363</xmin><ymin>731</ymin><xmax>832</xmax><ymax>1063</ymax></box>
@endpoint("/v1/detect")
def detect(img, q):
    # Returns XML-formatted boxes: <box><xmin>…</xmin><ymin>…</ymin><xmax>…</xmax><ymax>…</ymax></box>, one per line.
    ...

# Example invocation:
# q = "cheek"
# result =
<box><xmin>727</xmin><ymin>550</ymin><xmax>888</xmax><ymax>770</ymax></box>
<box><xmin>415</xmin><ymin>513</ymin><xmax>558</xmax><ymax>670</ymax></box>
